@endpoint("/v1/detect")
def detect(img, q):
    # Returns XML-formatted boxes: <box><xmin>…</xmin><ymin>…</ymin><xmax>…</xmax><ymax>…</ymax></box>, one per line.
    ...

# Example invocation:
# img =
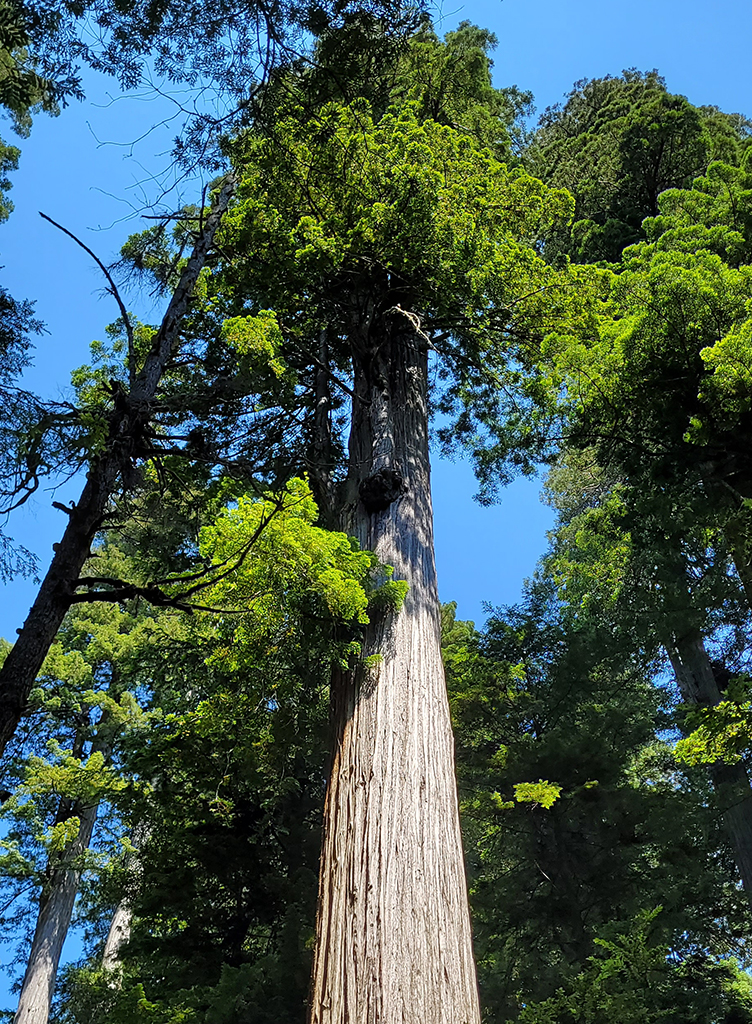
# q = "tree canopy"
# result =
<box><xmin>2</xmin><ymin>11</ymin><xmax>752</xmax><ymax>1024</ymax></box>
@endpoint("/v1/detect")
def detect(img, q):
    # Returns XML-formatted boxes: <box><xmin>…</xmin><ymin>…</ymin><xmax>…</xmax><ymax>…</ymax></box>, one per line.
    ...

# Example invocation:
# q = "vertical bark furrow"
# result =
<box><xmin>310</xmin><ymin>320</ymin><xmax>480</xmax><ymax>1023</ymax></box>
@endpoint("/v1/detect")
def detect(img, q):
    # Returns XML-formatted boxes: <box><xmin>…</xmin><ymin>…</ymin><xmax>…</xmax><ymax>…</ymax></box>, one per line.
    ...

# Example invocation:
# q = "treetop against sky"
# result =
<box><xmin>0</xmin><ymin>0</ymin><xmax>750</xmax><ymax>1017</ymax></box>
<box><xmin>0</xmin><ymin>0</ymin><xmax>749</xmax><ymax>640</ymax></box>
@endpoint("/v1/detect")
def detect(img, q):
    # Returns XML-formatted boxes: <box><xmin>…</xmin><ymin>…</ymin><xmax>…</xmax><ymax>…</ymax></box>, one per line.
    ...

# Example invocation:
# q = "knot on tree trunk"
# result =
<box><xmin>359</xmin><ymin>468</ymin><xmax>407</xmax><ymax>513</ymax></box>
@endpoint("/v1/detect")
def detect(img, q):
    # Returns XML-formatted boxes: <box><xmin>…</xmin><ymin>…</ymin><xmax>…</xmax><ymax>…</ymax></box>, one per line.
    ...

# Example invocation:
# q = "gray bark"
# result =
<box><xmin>668</xmin><ymin>630</ymin><xmax>752</xmax><ymax>901</ymax></box>
<box><xmin>102</xmin><ymin>901</ymin><xmax>132</xmax><ymax>977</ymax></box>
<box><xmin>309</xmin><ymin>312</ymin><xmax>480</xmax><ymax>1024</ymax></box>
<box><xmin>0</xmin><ymin>174</ymin><xmax>236</xmax><ymax>757</ymax></box>
<box><xmin>14</xmin><ymin>796</ymin><xmax>101</xmax><ymax>1024</ymax></box>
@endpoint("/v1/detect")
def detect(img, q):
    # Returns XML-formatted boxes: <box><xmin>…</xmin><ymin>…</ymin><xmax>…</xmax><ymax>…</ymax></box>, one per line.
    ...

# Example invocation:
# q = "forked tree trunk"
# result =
<box><xmin>668</xmin><ymin>630</ymin><xmax>752</xmax><ymax>902</ymax></box>
<box><xmin>309</xmin><ymin>313</ymin><xmax>480</xmax><ymax>1024</ymax></box>
<box><xmin>14</xmin><ymin>797</ymin><xmax>101</xmax><ymax>1024</ymax></box>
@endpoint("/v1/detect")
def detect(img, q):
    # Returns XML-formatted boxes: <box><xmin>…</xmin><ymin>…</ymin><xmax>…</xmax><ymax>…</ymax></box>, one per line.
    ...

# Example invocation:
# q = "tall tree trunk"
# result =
<box><xmin>667</xmin><ymin>630</ymin><xmax>752</xmax><ymax>901</ymax></box>
<box><xmin>309</xmin><ymin>312</ymin><xmax>480</xmax><ymax>1024</ymax></box>
<box><xmin>0</xmin><ymin>175</ymin><xmax>236</xmax><ymax>757</ymax></box>
<box><xmin>14</xmin><ymin>790</ymin><xmax>104</xmax><ymax>1024</ymax></box>
<box><xmin>102</xmin><ymin>901</ymin><xmax>132</xmax><ymax>978</ymax></box>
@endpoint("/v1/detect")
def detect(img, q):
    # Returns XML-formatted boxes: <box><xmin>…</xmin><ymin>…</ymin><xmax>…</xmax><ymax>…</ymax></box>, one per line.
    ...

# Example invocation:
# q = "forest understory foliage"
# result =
<box><xmin>1</xmin><ymin>5</ymin><xmax>752</xmax><ymax>1023</ymax></box>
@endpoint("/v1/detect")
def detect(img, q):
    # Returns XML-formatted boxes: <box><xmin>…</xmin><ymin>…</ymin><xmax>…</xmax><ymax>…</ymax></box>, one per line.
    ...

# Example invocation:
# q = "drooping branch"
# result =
<box><xmin>67</xmin><ymin>495</ymin><xmax>287</xmax><ymax>613</ymax></box>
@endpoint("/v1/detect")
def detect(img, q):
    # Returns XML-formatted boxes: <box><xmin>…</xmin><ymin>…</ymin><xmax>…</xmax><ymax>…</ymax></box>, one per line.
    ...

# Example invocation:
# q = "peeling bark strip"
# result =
<box><xmin>309</xmin><ymin>316</ymin><xmax>481</xmax><ymax>1024</ymax></box>
<box><xmin>668</xmin><ymin>631</ymin><xmax>752</xmax><ymax>903</ymax></box>
<box><xmin>0</xmin><ymin>175</ymin><xmax>236</xmax><ymax>757</ymax></box>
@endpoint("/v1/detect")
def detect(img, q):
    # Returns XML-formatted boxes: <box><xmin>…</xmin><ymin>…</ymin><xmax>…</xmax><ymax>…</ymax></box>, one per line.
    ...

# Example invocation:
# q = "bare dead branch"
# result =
<box><xmin>39</xmin><ymin>212</ymin><xmax>137</xmax><ymax>388</ymax></box>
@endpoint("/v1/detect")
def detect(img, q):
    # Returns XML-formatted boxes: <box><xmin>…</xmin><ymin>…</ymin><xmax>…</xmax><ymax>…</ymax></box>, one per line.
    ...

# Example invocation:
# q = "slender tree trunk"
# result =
<box><xmin>668</xmin><ymin>630</ymin><xmax>752</xmax><ymax>901</ymax></box>
<box><xmin>102</xmin><ymin>901</ymin><xmax>132</xmax><ymax>978</ymax></box>
<box><xmin>14</xmin><ymin>796</ymin><xmax>102</xmax><ymax>1024</ymax></box>
<box><xmin>724</xmin><ymin>515</ymin><xmax>752</xmax><ymax>613</ymax></box>
<box><xmin>101</xmin><ymin>826</ymin><xmax>146</xmax><ymax>981</ymax></box>
<box><xmin>14</xmin><ymin>714</ymin><xmax>116</xmax><ymax>1024</ymax></box>
<box><xmin>309</xmin><ymin>312</ymin><xmax>480</xmax><ymax>1024</ymax></box>
<box><xmin>0</xmin><ymin>175</ymin><xmax>236</xmax><ymax>757</ymax></box>
<box><xmin>309</xmin><ymin>329</ymin><xmax>335</xmax><ymax>527</ymax></box>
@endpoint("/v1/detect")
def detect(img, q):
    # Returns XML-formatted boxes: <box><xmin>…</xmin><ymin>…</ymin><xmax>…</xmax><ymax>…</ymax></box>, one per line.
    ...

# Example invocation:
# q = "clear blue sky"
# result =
<box><xmin>0</xmin><ymin>1</ymin><xmax>750</xmax><ymax>998</ymax></box>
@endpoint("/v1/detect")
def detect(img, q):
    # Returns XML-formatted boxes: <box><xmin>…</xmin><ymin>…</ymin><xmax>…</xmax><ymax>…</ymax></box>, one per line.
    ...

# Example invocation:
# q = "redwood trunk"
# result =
<box><xmin>668</xmin><ymin>630</ymin><xmax>752</xmax><ymax>901</ymax></box>
<box><xmin>309</xmin><ymin>314</ymin><xmax>480</xmax><ymax>1024</ymax></box>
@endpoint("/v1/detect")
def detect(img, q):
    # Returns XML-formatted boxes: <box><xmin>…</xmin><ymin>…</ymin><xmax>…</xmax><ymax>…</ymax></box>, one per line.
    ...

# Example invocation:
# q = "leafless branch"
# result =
<box><xmin>39</xmin><ymin>212</ymin><xmax>137</xmax><ymax>388</ymax></box>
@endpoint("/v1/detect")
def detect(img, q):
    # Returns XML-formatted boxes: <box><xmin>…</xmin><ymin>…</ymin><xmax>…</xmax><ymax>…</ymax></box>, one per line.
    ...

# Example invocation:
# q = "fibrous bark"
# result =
<box><xmin>0</xmin><ymin>175</ymin><xmax>236</xmax><ymax>757</ymax></box>
<box><xmin>309</xmin><ymin>312</ymin><xmax>480</xmax><ymax>1024</ymax></box>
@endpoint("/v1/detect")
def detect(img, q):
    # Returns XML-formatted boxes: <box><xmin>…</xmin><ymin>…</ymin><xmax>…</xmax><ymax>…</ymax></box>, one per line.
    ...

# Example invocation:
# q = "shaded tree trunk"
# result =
<box><xmin>668</xmin><ymin>630</ymin><xmax>752</xmax><ymax>902</ymax></box>
<box><xmin>0</xmin><ymin>175</ymin><xmax>236</xmax><ymax>757</ymax></box>
<box><xmin>309</xmin><ymin>311</ymin><xmax>480</xmax><ymax>1024</ymax></box>
<box><xmin>13</xmin><ymin>718</ymin><xmax>113</xmax><ymax>1024</ymax></box>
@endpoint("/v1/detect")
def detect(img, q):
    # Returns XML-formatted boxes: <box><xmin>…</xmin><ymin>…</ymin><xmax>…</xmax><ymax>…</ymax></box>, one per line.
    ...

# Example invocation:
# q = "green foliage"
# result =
<box><xmin>529</xmin><ymin>69</ymin><xmax>751</xmax><ymax>263</ymax></box>
<box><xmin>675</xmin><ymin>681</ymin><xmax>752</xmax><ymax>766</ymax></box>
<box><xmin>366</xmin><ymin>577</ymin><xmax>409</xmax><ymax>615</ymax></box>
<box><xmin>519</xmin><ymin>909</ymin><xmax>752</xmax><ymax>1024</ymax></box>
<box><xmin>645</xmin><ymin>152</ymin><xmax>752</xmax><ymax>265</ymax></box>
<box><xmin>513</xmin><ymin>780</ymin><xmax>562</xmax><ymax>809</ymax></box>
<box><xmin>221</xmin><ymin>311</ymin><xmax>287</xmax><ymax>380</ymax></box>
<box><xmin>444</xmin><ymin>574</ymin><xmax>751</xmax><ymax>1021</ymax></box>
<box><xmin>226</xmin><ymin>98</ymin><xmax>572</xmax><ymax>316</ymax></box>
<box><xmin>196</xmin><ymin>479</ymin><xmax>376</xmax><ymax>669</ymax></box>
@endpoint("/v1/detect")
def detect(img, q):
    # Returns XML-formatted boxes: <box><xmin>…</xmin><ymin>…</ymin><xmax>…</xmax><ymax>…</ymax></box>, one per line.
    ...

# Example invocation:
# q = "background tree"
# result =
<box><xmin>526</xmin><ymin>70</ymin><xmax>751</xmax><ymax>263</ymax></box>
<box><xmin>444</xmin><ymin>552</ymin><xmax>752</xmax><ymax>1022</ymax></box>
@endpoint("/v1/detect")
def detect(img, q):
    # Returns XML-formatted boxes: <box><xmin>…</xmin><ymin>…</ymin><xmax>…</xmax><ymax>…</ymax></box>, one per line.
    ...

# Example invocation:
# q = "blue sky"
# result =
<box><xmin>0</xmin><ymin>0</ymin><xmax>750</xmax><ymax>1001</ymax></box>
